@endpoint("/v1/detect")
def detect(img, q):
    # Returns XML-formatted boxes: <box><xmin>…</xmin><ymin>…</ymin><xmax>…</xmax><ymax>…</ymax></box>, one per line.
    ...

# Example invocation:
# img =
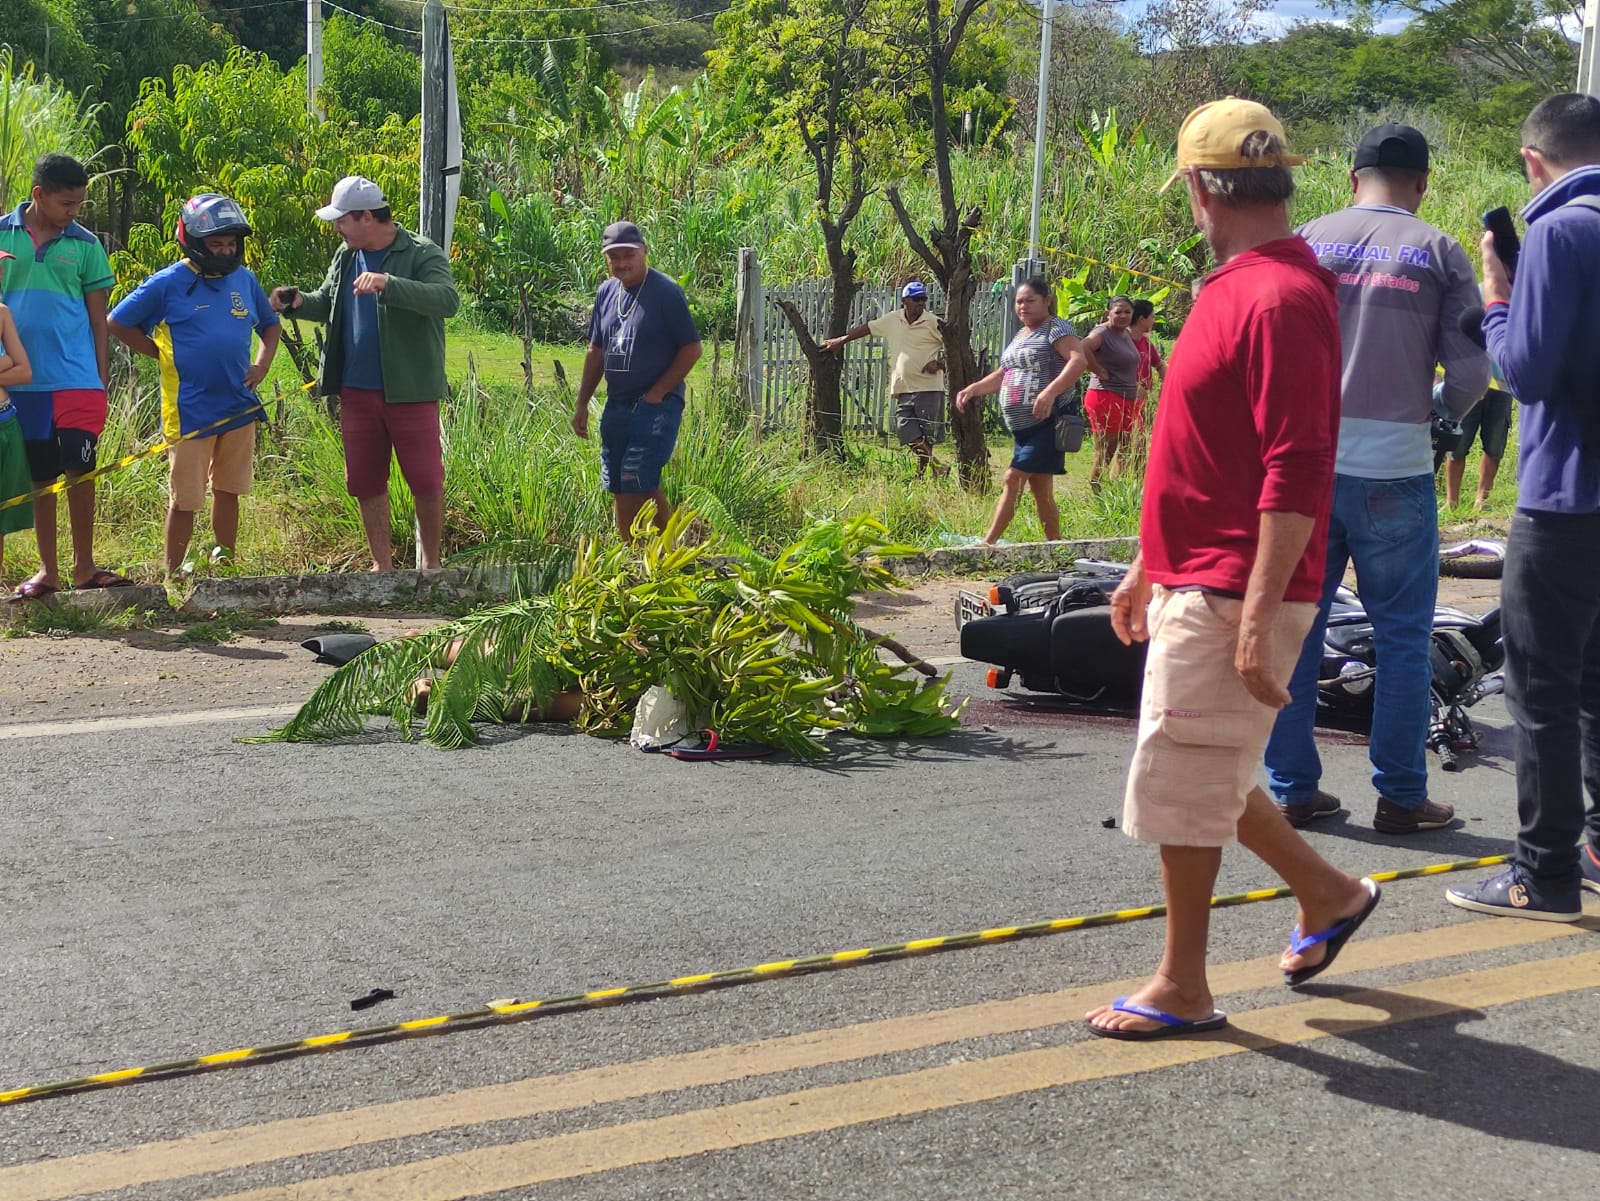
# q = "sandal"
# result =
<box><xmin>76</xmin><ymin>570</ymin><xmax>135</xmax><ymax>589</ymax></box>
<box><xmin>1283</xmin><ymin>877</ymin><xmax>1382</xmax><ymax>987</ymax></box>
<box><xmin>7</xmin><ymin>579</ymin><xmax>59</xmax><ymax>603</ymax></box>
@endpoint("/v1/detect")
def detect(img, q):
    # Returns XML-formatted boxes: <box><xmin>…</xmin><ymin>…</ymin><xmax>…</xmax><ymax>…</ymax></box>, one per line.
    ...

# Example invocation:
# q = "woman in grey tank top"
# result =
<box><xmin>1080</xmin><ymin>295</ymin><xmax>1141</xmax><ymax>491</ymax></box>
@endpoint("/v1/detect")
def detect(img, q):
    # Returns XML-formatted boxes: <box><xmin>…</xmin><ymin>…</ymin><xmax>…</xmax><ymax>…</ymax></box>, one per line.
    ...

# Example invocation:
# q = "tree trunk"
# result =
<box><xmin>776</xmin><ymin>297</ymin><xmax>849</xmax><ymax>460</ymax></box>
<box><xmin>775</xmin><ymin>215</ymin><xmax>860</xmax><ymax>461</ymax></box>
<box><xmin>941</xmin><ymin>255</ymin><xmax>988</xmax><ymax>491</ymax></box>
<box><xmin>884</xmin><ymin>0</ymin><xmax>994</xmax><ymax>493</ymax></box>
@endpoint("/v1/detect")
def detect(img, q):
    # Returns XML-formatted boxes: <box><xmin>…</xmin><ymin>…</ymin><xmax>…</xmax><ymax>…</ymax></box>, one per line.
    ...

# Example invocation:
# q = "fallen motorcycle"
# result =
<box><xmin>956</xmin><ymin>561</ymin><xmax>1505</xmax><ymax>771</ymax></box>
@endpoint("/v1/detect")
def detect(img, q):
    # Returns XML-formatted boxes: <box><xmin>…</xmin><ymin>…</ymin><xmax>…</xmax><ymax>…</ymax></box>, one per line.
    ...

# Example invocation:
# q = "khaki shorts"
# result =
<box><xmin>168</xmin><ymin>423</ymin><xmax>255</xmax><ymax>511</ymax></box>
<box><xmin>1123</xmin><ymin>587</ymin><xmax>1316</xmax><ymax>846</ymax></box>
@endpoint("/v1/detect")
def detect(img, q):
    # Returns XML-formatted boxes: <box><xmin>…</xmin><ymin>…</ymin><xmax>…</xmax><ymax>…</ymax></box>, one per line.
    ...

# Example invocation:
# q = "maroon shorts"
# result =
<box><xmin>339</xmin><ymin>388</ymin><xmax>444</xmax><ymax>499</ymax></box>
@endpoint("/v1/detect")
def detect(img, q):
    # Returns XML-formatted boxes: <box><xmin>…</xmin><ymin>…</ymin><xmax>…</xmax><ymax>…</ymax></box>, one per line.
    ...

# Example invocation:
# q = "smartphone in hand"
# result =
<box><xmin>1482</xmin><ymin>206</ymin><xmax>1520</xmax><ymax>278</ymax></box>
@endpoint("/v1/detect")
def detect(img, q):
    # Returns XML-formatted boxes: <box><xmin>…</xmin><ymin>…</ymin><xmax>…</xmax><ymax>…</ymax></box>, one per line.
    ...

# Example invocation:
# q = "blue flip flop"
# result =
<box><xmin>1283</xmin><ymin>876</ymin><xmax>1382</xmax><ymax>988</ymax></box>
<box><xmin>667</xmin><ymin>730</ymin><xmax>774</xmax><ymax>761</ymax></box>
<box><xmin>1087</xmin><ymin>996</ymin><xmax>1229</xmax><ymax>1041</ymax></box>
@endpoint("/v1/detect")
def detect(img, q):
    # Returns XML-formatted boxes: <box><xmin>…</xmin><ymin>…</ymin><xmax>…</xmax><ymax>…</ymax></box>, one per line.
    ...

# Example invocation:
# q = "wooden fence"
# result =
<box><xmin>733</xmin><ymin>248</ymin><xmax>1011</xmax><ymax>436</ymax></box>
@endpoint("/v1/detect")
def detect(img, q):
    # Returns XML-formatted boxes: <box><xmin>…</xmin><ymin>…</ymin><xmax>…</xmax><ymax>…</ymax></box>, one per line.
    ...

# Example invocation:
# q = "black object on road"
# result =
<box><xmin>350</xmin><ymin>987</ymin><xmax>397</xmax><ymax>1011</ymax></box>
<box><xmin>302</xmin><ymin>633</ymin><xmax>379</xmax><ymax>666</ymax></box>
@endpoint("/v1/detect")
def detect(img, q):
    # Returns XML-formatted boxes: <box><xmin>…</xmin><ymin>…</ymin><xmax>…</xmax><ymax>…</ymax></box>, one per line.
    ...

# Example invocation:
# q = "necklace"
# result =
<box><xmin>617</xmin><ymin>282</ymin><xmax>642</xmax><ymax>321</ymax></box>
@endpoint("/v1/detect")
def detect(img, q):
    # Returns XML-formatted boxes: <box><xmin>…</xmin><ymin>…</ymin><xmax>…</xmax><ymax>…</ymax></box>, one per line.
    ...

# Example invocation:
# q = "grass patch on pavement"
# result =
<box><xmin>178</xmin><ymin>614</ymin><xmax>280</xmax><ymax>644</ymax></box>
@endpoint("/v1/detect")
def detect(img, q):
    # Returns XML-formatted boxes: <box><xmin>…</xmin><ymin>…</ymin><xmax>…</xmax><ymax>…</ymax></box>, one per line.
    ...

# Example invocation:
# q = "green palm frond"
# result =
<box><xmin>259</xmin><ymin>512</ymin><xmax>961</xmax><ymax>754</ymax></box>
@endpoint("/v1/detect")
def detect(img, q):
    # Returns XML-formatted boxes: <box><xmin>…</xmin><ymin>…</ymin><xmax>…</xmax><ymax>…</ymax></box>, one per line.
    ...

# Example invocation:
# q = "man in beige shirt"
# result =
<box><xmin>823</xmin><ymin>280</ymin><xmax>948</xmax><ymax>477</ymax></box>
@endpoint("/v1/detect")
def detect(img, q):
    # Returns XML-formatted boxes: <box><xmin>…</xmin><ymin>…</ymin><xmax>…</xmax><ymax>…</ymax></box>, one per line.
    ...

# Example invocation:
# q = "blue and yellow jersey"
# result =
<box><xmin>110</xmin><ymin>261</ymin><xmax>278</xmax><ymax>441</ymax></box>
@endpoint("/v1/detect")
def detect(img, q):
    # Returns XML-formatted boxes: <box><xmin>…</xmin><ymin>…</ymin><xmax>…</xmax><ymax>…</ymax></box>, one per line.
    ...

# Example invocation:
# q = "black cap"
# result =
<box><xmin>601</xmin><ymin>220</ymin><xmax>646</xmax><ymax>251</ymax></box>
<box><xmin>1353</xmin><ymin>124</ymin><xmax>1430</xmax><ymax>172</ymax></box>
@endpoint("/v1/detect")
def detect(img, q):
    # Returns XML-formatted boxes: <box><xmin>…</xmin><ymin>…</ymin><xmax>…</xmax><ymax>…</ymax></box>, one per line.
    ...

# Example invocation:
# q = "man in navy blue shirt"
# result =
<box><xmin>573</xmin><ymin>221</ymin><xmax>702</xmax><ymax>541</ymax></box>
<box><xmin>1447</xmin><ymin>94</ymin><xmax>1600</xmax><ymax>921</ymax></box>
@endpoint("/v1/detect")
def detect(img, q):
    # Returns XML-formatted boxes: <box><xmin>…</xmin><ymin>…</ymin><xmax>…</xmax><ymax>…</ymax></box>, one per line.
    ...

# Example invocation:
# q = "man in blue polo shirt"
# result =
<box><xmin>0</xmin><ymin>154</ymin><xmax>123</xmax><ymax>598</ymax></box>
<box><xmin>572</xmin><ymin>221</ymin><xmax>702</xmax><ymax>541</ymax></box>
<box><xmin>109</xmin><ymin>194</ymin><xmax>279</xmax><ymax>573</ymax></box>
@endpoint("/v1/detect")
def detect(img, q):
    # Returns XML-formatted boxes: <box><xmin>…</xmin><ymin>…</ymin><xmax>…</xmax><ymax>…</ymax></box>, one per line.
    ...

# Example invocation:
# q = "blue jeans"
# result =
<box><xmin>1266</xmin><ymin>474</ymin><xmax>1439</xmax><ymax>809</ymax></box>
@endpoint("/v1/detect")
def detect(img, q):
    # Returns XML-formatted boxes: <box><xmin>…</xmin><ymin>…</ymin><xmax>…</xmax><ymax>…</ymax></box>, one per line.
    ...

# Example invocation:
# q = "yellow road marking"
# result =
<box><xmin>207</xmin><ymin>950</ymin><xmax>1600</xmax><ymax>1201</ymax></box>
<box><xmin>0</xmin><ymin>916</ymin><xmax>1584</xmax><ymax>1201</ymax></box>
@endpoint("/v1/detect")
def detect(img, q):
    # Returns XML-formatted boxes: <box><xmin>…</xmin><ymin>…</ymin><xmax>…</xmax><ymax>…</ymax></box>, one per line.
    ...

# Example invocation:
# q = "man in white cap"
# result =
<box><xmin>823</xmin><ymin>280</ymin><xmax>948</xmax><ymax>478</ymax></box>
<box><xmin>1087</xmin><ymin>98</ymin><xmax>1375</xmax><ymax>1041</ymax></box>
<box><xmin>270</xmin><ymin>176</ymin><xmax>459</xmax><ymax>571</ymax></box>
<box><xmin>573</xmin><ymin>220</ymin><xmax>701</xmax><ymax>541</ymax></box>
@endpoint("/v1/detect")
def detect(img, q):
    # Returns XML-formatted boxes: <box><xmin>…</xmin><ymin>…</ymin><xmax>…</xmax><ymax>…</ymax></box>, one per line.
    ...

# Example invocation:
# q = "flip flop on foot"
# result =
<box><xmin>1086</xmin><ymin>996</ymin><xmax>1228</xmax><ymax>1041</ymax></box>
<box><xmin>75</xmin><ymin>570</ymin><xmax>134</xmax><ymax>590</ymax></box>
<box><xmin>1283</xmin><ymin>877</ymin><xmax>1382</xmax><ymax>988</ymax></box>
<box><xmin>7</xmin><ymin>579</ymin><xmax>58</xmax><ymax>603</ymax></box>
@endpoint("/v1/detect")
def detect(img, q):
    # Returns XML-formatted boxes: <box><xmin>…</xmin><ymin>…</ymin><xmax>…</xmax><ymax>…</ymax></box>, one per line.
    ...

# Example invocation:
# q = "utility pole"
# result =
<box><xmin>420</xmin><ymin>0</ymin><xmax>447</xmax><ymax>246</ymax></box>
<box><xmin>306</xmin><ymin>0</ymin><xmax>324</xmax><ymax>117</ymax></box>
<box><xmin>1005</xmin><ymin>0</ymin><xmax>1052</xmax><ymax>344</ymax></box>
<box><xmin>1026</xmin><ymin>0</ymin><xmax>1053</xmax><ymax>264</ymax></box>
<box><xmin>1581</xmin><ymin>0</ymin><xmax>1599</xmax><ymax>97</ymax></box>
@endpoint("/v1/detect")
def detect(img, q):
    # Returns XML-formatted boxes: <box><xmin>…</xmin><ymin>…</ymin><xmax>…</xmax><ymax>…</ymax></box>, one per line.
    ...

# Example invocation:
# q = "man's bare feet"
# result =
<box><xmin>1278</xmin><ymin>875</ymin><xmax>1378</xmax><ymax>977</ymax></box>
<box><xmin>1085</xmin><ymin>971</ymin><xmax>1216</xmax><ymax>1036</ymax></box>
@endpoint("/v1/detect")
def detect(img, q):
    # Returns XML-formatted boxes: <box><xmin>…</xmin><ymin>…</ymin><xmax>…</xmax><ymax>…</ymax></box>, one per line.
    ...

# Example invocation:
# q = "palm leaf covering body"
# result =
<box><xmin>262</xmin><ymin>511</ymin><xmax>962</xmax><ymax>756</ymax></box>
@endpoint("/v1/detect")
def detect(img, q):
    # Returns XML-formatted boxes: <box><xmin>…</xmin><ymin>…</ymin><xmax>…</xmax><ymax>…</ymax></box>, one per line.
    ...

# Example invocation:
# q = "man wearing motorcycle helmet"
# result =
<box><xmin>109</xmin><ymin>193</ymin><xmax>280</xmax><ymax>573</ymax></box>
<box><xmin>177</xmin><ymin>193</ymin><xmax>250</xmax><ymax>276</ymax></box>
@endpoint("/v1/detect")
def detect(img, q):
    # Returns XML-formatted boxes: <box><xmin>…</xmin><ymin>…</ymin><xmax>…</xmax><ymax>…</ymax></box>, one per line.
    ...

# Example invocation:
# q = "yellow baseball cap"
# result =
<box><xmin>1161</xmin><ymin>97</ymin><xmax>1305</xmax><ymax>192</ymax></box>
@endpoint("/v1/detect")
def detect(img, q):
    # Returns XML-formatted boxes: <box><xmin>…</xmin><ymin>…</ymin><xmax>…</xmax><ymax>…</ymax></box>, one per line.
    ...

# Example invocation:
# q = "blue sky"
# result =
<box><xmin>1252</xmin><ymin>0</ymin><xmax>1411</xmax><ymax>37</ymax></box>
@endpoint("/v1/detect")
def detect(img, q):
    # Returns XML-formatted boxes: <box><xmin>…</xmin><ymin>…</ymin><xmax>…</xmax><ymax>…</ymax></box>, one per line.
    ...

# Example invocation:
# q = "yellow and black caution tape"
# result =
<box><xmin>0</xmin><ymin>379</ymin><xmax>316</xmax><ymax>515</ymax></box>
<box><xmin>0</xmin><ymin>853</ymin><xmax>1509</xmax><ymax>1106</ymax></box>
<box><xmin>1048</xmin><ymin>246</ymin><xmax>1196</xmax><ymax>296</ymax></box>
<box><xmin>0</xmin><ymin>402</ymin><xmax>266</xmax><ymax>514</ymax></box>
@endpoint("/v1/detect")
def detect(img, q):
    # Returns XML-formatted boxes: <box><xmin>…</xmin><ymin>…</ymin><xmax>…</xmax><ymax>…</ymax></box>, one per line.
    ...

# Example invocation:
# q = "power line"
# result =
<box><xmin>7</xmin><ymin>0</ymin><xmax>297</xmax><ymax>36</ymax></box>
<box><xmin>391</xmin><ymin>0</ymin><xmax>677</xmax><ymax>15</ymax></box>
<box><xmin>322</xmin><ymin>0</ymin><xmax>728</xmax><ymax>44</ymax></box>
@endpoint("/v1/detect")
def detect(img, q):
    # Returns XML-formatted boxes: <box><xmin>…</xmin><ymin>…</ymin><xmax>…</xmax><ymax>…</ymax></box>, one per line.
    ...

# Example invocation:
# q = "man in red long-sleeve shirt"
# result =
<box><xmin>1087</xmin><ymin>99</ymin><xmax>1380</xmax><ymax>1040</ymax></box>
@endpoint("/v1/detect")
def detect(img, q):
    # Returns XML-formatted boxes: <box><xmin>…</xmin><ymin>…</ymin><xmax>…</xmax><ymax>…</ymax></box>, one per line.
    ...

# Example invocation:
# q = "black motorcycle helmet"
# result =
<box><xmin>176</xmin><ymin>193</ymin><xmax>251</xmax><ymax>276</ymax></box>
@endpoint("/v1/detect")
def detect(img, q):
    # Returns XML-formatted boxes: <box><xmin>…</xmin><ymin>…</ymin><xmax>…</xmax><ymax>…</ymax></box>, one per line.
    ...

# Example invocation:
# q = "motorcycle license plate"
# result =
<box><xmin>956</xmin><ymin>590</ymin><xmax>993</xmax><ymax>628</ymax></box>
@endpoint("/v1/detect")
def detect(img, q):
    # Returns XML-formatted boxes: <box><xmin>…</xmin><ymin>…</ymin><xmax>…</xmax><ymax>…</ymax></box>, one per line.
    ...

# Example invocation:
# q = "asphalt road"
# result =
<box><xmin>0</xmin><ymin>654</ymin><xmax>1596</xmax><ymax>1201</ymax></box>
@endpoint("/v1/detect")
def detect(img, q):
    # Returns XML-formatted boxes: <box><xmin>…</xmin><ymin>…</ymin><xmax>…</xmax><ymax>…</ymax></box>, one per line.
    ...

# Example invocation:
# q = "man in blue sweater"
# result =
<box><xmin>1447</xmin><ymin>94</ymin><xmax>1600</xmax><ymax>921</ymax></box>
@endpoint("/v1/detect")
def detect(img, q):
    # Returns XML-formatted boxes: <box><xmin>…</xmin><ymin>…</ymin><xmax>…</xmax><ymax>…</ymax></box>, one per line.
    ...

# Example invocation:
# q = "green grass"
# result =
<box><xmin>178</xmin><ymin>614</ymin><xmax>280</xmax><ymax>644</ymax></box>
<box><xmin>0</xmin><ymin>603</ymin><xmax>158</xmax><ymax>639</ymax></box>
<box><xmin>0</xmin><ymin>371</ymin><xmax>1524</xmax><ymax>591</ymax></box>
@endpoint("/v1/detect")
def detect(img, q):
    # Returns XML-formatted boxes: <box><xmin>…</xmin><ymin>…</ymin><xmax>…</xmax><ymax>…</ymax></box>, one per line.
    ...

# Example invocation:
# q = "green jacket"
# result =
<box><xmin>296</xmin><ymin>226</ymin><xmax>459</xmax><ymax>404</ymax></box>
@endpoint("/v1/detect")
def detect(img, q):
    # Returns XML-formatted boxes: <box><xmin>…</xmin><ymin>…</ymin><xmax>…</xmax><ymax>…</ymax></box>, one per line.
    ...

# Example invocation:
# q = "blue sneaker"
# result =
<box><xmin>1583</xmin><ymin>844</ymin><xmax>1600</xmax><ymax>896</ymax></box>
<box><xmin>1446</xmin><ymin>867</ymin><xmax>1581</xmax><ymax>923</ymax></box>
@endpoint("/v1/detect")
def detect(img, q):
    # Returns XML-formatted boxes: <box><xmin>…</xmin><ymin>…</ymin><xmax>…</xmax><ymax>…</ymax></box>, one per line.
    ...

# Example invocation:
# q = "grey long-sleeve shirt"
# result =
<box><xmin>1298</xmin><ymin>204</ymin><xmax>1491</xmax><ymax>479</ymax></box>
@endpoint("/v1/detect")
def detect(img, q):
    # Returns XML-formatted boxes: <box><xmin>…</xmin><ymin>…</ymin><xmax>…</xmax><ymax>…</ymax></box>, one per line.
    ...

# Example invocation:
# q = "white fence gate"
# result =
<box><xmin>733</xmin><ymin>248</ymin><xmax>1010</xmax><ymax>435</ymax></box>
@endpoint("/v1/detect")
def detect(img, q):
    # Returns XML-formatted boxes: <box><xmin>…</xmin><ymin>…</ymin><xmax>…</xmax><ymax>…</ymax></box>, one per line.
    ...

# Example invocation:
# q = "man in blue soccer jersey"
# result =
<box><xmin>572</xmin><ymin>221</ymin><xmax>702</xmax><ymax>541</ymax></box>
<box><xmin>109</xmin><ymin>194</ymin><xmax>279</xmax><ymax>573</ymax></box>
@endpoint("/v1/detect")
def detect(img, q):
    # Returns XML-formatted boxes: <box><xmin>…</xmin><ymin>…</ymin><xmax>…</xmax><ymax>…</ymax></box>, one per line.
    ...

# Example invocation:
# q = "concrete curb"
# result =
<box><xmin>177</xmin><ymin>565</ymin><xmax>547</xmax><ymax>615</ymax></box>
<box><xmin>3</xmin><ymin>540</ymin><xmax>1138</xmax><ymax>621</ymax></box>
<box><xmin>889</xmin><ymin>537</ymin><xmax>1139</xmax><ymax>578</ymax></box>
